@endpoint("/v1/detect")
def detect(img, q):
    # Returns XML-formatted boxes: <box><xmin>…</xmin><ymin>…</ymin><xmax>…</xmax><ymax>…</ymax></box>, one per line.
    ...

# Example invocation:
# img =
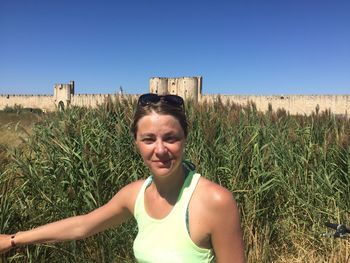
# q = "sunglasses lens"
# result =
<box><xmin>138</xmin><ymin>93</ymin><xmax>184</xmax><ymax>108</ymax></box>
<box><xmin>163</xmin><ymin>95</ymin><xmax>184</xmax><ymax>107</ymax></box>
<box><xmin>138</xmin><ymin>93</ymin><xmax>159</xmax><ymax>106</ymax></box>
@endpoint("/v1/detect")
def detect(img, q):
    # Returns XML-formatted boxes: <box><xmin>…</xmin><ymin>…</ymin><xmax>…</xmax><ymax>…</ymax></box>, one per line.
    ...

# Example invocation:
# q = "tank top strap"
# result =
<box><xmin>133</xmin><ymin>176</ymin><xmax>152</xmax><ymax>217</ymax></box>
<box><xmin>176</xmin><ymin>171</ymin><xmax>201</xmax><ymax>213</ymax></box>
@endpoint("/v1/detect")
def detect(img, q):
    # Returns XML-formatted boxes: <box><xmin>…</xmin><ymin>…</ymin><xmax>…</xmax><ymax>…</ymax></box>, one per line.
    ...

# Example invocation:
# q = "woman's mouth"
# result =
<box><xmin>153</xmin><ymin>159</ymin><xmax>171</xmax><ymax>162</ymax></box>
<box><xmin>153</xmin><ymin>159</ymin><xmax>172</xmax><ymax>166</ymax></box>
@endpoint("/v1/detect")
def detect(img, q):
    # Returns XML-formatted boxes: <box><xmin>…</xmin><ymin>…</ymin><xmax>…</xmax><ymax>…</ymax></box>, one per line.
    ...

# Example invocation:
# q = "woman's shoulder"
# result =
<box><xmin>119</xmin><ymin>179</ymin><xmax>147</xmax><ymax>196</ymax></box>
<box><xmin>110</xmin><ymin>179</ymin><xmax>147</xmax><ymax>211</ymax></box>
<box><xmin>196</xmin><ymin>176</ymin><xmax>238</xmax><ymax>211</ymax></box>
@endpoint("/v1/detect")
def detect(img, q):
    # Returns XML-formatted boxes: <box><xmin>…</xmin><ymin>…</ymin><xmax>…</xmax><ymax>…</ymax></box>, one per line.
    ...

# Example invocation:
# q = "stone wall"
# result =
<box><xmin>0</xmin><ymin>94</ymin><xmax>55</xmax><ymax>111</ymax></box>
<box><xmin>202</xmin><ymin>94</ymin><xmax>349</xmax><ymax>116</ymax></box>
<box><xmin>71</xmin><ymin>94</ymin><xmax>138</xmax><ymax>108</ymax></box>
<box><xmin>0</xmin><ymin>78</ymin><xmax>349</xmax><ymax>116</ymax></box>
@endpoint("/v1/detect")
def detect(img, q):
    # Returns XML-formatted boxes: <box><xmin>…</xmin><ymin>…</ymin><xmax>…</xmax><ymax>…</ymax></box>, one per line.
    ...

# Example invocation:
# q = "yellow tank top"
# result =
<box><xmin>133</xmin><ymin>171</ymin><xmax>215</xmax><ymax>263</ymax></box>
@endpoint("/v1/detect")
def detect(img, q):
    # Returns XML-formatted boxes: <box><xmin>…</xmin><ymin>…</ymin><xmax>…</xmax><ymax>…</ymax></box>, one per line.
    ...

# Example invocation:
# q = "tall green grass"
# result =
<box><xmin>1</xmin><ymin>97</ymin><xmax>349</xmax><ymax>262</ymax></box>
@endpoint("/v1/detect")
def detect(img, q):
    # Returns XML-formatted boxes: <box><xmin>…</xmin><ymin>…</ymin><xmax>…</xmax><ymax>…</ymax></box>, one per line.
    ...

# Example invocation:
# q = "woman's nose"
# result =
<box><xmin>155</xmin><ymin>140</ymin><xmax>167</xmax><ymax>155</ymax></box>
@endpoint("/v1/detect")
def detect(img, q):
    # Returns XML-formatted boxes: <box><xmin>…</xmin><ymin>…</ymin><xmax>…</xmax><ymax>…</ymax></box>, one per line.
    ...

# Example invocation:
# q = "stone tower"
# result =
<box><xmin>54</xmin><ymin>81</ymin><xmax>75</xmax><ymax>110</ymax></box>
<box><xmin>149</xmin><ymin>76</ymin><xmax>202</xmax><ymax>102</ymax></box>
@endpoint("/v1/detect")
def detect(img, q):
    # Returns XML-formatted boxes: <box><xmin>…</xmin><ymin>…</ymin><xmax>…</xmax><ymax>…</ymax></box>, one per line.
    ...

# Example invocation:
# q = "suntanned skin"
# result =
<box><xmin>0</xmin><ymin>112</ymin><xmax>245</xmax><ymax>263</ymax></box>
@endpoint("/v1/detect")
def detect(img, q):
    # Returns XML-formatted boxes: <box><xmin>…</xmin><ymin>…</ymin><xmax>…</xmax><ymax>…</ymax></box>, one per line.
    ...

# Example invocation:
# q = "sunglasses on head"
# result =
<box><xmin>138</xmin><ymin>93</ymin><xmax>184</xmax><ymax>108</ymax></box>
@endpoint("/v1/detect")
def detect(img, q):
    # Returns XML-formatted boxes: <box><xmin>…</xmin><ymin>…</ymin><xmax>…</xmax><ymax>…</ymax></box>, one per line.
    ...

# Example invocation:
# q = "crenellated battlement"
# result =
<box><xmin>0</xmin><ymin>94</ymin><xmax>52</xmax><ymax>97</ymax></box>
<box><xmin>0</xmin><ymin>78</ymin><xmax>349</xmax><ymax>116</ymax></box>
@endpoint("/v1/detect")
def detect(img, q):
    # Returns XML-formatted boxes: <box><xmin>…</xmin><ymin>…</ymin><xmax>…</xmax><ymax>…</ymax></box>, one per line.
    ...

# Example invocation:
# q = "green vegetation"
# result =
<box><xmin>1</xmin><ymin>98</ymin><xmax>349</xmax><ymax>262</ymax></box>
<box><xmin>0</xmin><ymin>109</ymin><xmax>42</xmax><ymax>172</ymax></box>
<box><xmin>2</xmin><ymin>104</ymin><xmax>43</xmax><ymax>115</ymax></box>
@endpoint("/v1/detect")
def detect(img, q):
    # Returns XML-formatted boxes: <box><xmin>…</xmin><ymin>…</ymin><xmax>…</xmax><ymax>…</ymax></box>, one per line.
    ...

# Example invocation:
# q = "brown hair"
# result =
<box><xmin>131</xmin><ymin>100</ymin><xmax>188</xmax><ymax>139</ymax></box>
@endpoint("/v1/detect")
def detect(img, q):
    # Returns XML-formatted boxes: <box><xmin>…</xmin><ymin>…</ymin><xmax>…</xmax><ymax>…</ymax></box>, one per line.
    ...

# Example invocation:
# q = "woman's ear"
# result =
<box><xmin>130</xmin><ymin>131</ymin><xmax>139</xmax><ymax>151</ymax></box>
<box><xmin>133</xmin><ymin>139</ymin><xmax>139</xmax><ymax>152</ymax></box>
<box><xmin>183</xmin><ymin>137</ymin><xmax>187</xmax><ymax>148</ymax></box>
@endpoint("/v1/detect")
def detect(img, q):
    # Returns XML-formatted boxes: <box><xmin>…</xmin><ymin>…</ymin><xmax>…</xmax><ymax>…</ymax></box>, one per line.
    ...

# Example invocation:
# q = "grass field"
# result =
<box><xmin>0</xmin><ymin>111</ymin><xmax>43</xmax><ymax>172</ymax></box>
<box><xmin>0</xmin><ymin>112</ymin><xmax>38</xmax><ymax>145</ymax></box>
<box><xmin>0</xmin><ymin>100</ymin><xmax>349</xmax><ymax>263</ymax></box>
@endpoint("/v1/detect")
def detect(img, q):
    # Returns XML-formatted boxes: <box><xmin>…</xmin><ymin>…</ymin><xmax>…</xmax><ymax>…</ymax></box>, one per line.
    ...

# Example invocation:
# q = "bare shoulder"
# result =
<box><xmin>196</xmin><ymin>177</ymin><xmax>238</xmax><ymax>211</ymax></box>
<box><xmin>108</xmin><ymin>179</ymin><xmax>146</xmax><ymax>213</ymax></box>
<box><xmin>116</xmin><ymin>179</ymin><xmax>145</xmax><ymax>195</ymax></box>
<box><xmin>194</xmin><ymin>177</ymin><xmax>241</xmax><ymax>231</ymax></box>
<box><xmin>196</xmin><ymin>177</ymin><xmax>245</xmax><ymax>262</ymax></box>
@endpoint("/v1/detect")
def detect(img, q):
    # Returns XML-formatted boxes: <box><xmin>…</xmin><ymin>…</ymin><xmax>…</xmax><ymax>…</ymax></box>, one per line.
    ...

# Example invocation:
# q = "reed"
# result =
<box><xmin>0</xmin><ymin>98</ymin><xmax>349</xmax><ymax>262</ymax></box>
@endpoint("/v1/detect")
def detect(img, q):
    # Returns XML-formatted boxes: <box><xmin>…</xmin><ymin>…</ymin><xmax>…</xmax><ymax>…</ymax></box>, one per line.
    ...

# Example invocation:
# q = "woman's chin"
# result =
<box><xmin>151</xmin><ymin>167</ymin><xmax>172</xmax><ymax>178</ymax></box>
<box><xmin>148</xmin><ymin>158</ymin><xmax>185</xmax><ymax>178</ymax></box>
<box><xmin>150</xmin><ymin>162</ymin><xmax>178</xmax><ymax>178</ymax></box>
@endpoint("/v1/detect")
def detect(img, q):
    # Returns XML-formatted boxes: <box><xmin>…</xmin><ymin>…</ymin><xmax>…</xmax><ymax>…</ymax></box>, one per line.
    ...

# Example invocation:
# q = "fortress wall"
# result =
<box><xmin>0</xmin><ymin>94</ymin><xmax>55</xmax><ymax>111</ymax></box>
<box><xmin>1</xmin><ymin>79</ymin><xmax>348</xmax><ymax>116</ymax></box>
<box><xmin>71</xmin><ymin>94</ymin><xmax>139</xmax><ymax>108</ymax></box>
<box><xmin>201</xmin><ymin>94</ymin><xmax>350</xmax><ymax>115</ymax></box>
<box><xmin>71</xmin><ymin>94</ymin><xmax>113</xmax><ymax>107</ymax></box>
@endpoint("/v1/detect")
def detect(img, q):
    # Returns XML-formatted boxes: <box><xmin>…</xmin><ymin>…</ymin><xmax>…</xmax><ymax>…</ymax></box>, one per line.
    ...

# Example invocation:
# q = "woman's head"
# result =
<box><xmin>131</xmin><ymin>93</ymin><xmax>188</xmax><ymax>139</ymax></box>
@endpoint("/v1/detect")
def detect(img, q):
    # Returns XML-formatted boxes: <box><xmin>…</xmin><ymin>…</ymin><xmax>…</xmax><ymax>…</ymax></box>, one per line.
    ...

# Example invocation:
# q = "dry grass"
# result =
<box><xmin>0</xmin><ymin>112</ymin><xmax>40</xmax><ymax>147</ymax></box>
<box><xmin>0</xmin><ymin>111</ymin><xmax>42</xmax><ymax>171</ymax></box>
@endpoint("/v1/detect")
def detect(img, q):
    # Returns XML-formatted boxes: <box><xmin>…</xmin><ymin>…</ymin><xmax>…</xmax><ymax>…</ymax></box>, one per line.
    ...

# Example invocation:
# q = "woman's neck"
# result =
<box><xmin>151</xmin><ymin>164</ymin><xmax>188</xmax><ymax>204</ymax></box>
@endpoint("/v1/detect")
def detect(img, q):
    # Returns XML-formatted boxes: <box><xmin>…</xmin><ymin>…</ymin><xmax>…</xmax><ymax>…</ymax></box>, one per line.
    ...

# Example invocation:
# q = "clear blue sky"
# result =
<box><xmin>0</xmin><ymin>0</ymin><xmax>349</xmax><ymax>95</ymax></box>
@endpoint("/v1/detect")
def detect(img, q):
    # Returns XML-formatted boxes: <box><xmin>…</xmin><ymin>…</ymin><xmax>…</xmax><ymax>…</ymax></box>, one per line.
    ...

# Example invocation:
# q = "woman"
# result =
<box><xmin>0</xmin><ymin>93</ymin><xmax>245</xmax><ymax>262</ymax></box>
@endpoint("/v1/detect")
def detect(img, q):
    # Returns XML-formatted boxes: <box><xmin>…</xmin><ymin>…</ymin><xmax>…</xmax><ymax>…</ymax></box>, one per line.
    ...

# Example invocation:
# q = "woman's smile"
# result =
<box><xmin>152</xmin><ymin>159</ymin><xmax>173</xmax><ymax>169</ymax></box>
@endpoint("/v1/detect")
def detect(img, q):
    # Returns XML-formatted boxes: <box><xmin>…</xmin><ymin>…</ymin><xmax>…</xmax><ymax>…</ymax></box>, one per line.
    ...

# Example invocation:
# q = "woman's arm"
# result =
<box><xmin>207</xmin><ymin>186</ymin><xmax>246</xmax><ymax>263</ymax></box>
<box><xmin>0</xmin><ymin>180</ymin><xmax>143</xmax><ymax>254</ymax></box>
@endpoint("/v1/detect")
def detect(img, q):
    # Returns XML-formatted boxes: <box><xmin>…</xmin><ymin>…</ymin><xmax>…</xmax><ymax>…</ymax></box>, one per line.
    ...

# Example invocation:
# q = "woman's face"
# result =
<box><xmin>135</xmin><ymin>112</ymin><xmax>186</xmax><ymax>178</ymax></box>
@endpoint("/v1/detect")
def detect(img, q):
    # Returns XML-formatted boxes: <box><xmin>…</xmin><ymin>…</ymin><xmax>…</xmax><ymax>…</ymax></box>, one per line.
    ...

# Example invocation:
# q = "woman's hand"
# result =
<box><xmin>0</xmin><ymin>234</ymin><xmax>12</xmax><ymax>254</ymax></box>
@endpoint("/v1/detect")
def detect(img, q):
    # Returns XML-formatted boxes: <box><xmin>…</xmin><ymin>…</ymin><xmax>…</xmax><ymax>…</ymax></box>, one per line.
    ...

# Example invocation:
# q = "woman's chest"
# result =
<box><xmin>142</xmin><ymin>178</ymin><xmax>213</xmax><ymax>250</ymax></box>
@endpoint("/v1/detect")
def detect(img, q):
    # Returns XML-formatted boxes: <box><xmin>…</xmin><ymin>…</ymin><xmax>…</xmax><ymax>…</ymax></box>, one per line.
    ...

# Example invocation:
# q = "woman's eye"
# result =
<box><xmin>165</xmin><ymin>136</ymin><xmax>177</xmax><ymax>143</ymax></box>
<box><xmin>142</xmin><ymin>138</ymin><xmax>154</xmax><ymax>144</ymax></box>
